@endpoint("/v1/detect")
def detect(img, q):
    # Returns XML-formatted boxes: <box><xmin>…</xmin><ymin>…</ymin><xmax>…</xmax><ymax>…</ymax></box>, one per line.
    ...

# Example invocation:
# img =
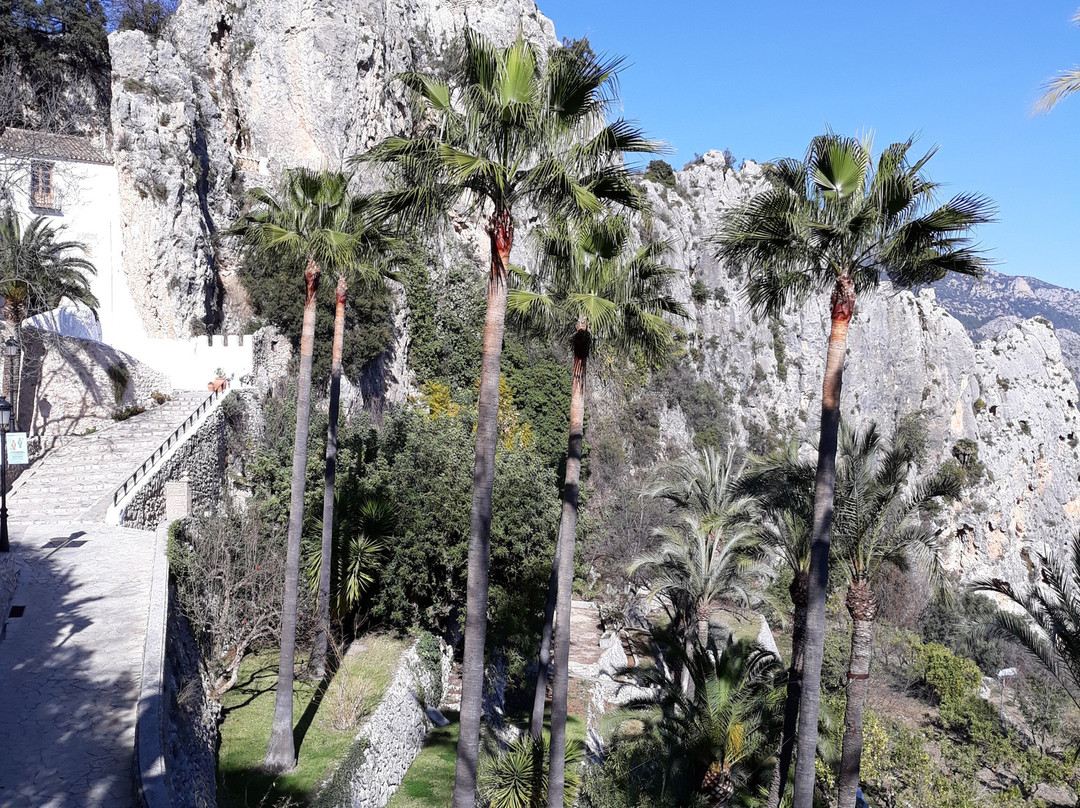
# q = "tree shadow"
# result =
<box><xmin>0</xmin><ymin>530</ymin><xmax>144</xmax><ymax>807</ymax></box>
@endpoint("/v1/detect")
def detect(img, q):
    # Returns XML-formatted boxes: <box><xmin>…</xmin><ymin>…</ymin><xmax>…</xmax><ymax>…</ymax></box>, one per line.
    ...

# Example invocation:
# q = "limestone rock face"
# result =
<box><xmin>107</xmin><ymin>5</ymin><xmax>1080</xmax><ymax>589</ymax></box>
<box><xmin>631</xmin><ymin>151</ymin><xmax>1080</xmax><ymax>586</ymax></box>
<box><xmin>109</xmin><ymin>0</ymin><xmax>556</xmax><ymax>338</ymax></box>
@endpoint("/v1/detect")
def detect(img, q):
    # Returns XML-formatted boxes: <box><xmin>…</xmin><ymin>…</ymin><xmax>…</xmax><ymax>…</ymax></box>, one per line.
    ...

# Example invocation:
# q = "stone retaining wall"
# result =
<box><xmin>0</xmin><ymin>552</ymin><xmax>18</xmax><ymax>638</ymax></box>
<box><xmin>316</xmin><ymin>639</ymin><xmax>451</xmax><ymax>808</ymax></box>
<box><xmin>119</xmin><ymin>406</ymin><xmax>226</xmax><ymax>530</ymax></box>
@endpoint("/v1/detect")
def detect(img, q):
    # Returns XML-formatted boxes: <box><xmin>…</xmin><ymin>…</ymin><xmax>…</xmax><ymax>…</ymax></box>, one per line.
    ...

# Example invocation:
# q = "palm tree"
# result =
<box><xmin>829</xmin><ymin>423</ymin><xmax>958</xmax><ymax>808</ymax></box>
<box><xmin>714</xmin><ymin>132</ymin><xmax>993</xmax><ymax>808</ymax></box>
<box><xmin>477</xmin><ymin>734</ymin><xmax>583</xmax><ymax>808</ymax></box>
<box><xmin>736</xmin><ymin>443</ymin><xmax>815</xmax><ymax>808</ymax></box>
<box><xmin>972</xmin><ymin>533</ymin><xmax>1080</xmax><ymax>726</ymax></box>
<box><xmin>229</xmin><ymin>166</ymin><xmax>383</xmax><ymax>772</ymax></box>
<box><xmin>305</xmin><ymin>494</ymin><xmax>391</xmax><ymax>627</ymax></box>
<box><xmin>0</xmin><ymin>210</ymin><xmax>98</xmax><ymax>325</ymax></box>
<box><xmin>361</xmin><ymin>32</ymin><xmax>657</xmax><ymax>806</ymax></box>
<box><xmin>508</xmin><ymin>214</ymin><xmax>682</xmax><ymax>805</ymax></box>
<box><xmin>310</xmin><ymin>205</ymin><xmax>398</xmax><ymax>680</ymax></box>
<box><xmin>1035</xmin><ymin>8</ymin><xmax>1080</xmax><ymax>112</ymax></box>
<box><xmin>631</xmin><ymin>449</ymin><xmax>763</xmax><ymax>700</ymax></box>
<box><xmin>619</xmin><ymin>638</ymin><xmax>784</xmax><ymax>807</ymax></box>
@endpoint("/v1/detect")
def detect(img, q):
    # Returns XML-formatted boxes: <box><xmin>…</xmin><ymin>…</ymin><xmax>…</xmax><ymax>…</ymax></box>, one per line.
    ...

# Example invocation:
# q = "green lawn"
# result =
<box><xmin>388</xmin><ymin>710</ymin><xmax>587</xmax><ymax>808</ymax></box>
<box><xmin>217</xmin><ymin>636</ymin><xmax>406</xmax><ymax>808</ymax></box>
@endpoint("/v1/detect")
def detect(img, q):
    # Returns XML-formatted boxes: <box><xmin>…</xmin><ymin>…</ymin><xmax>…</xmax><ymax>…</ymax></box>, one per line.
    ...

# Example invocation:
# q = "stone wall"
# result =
<box><xmin>18</xmin><ymin>327</ymin><xmax>172</xmax><ymax>444</ymax></box>
<box><xmin>119</xmin><ymin>406</ymin><xmax>226</xmax><ymax>530</ymax></box>
<box><xmin>162</xmin><ymin>590</ymin><xmax>220</xmax><ymax>808</ymax></box>
<box><xmin>0</xmin><ymin>552</ymin><xmax>18</xmax><ymax>639</ymax></box>
<box><xmin>316</xmin><ymin>639</ymin><xmax>451</xmax><ymax>808</ymax></box>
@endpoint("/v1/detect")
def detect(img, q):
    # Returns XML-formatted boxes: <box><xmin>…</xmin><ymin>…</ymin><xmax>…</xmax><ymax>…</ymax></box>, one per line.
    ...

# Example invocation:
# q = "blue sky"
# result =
<box><xmin>536</xmin><ymin>0</ymin><xmax>1080</xmax><ymax>290</ymax></box>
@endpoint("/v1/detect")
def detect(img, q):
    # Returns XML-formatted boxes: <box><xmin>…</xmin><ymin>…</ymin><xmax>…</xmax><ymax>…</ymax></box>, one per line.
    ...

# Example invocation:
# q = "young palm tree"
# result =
<box><xmin>362</xmin><ymin>33</ymin><xmax>658</xmax><ymax>806</ymax></box>
<box><xmin>230</xmin><ymin>166</ymin><xmax>385</xmax><ymax>772</ymax></box>
<box><xmin>0</xmin><ymin>210</ymin><xmax>98</xmax><ymax>324</ymax></box>
<box><xmin>972</xmin><ymin>533</ymin><xmax>1080</xmax><ymax>727</ymax></box>
<box><xmin>620</xmin><ymin>638</ymin><xmax>784</xmax><ymax>808</ymax></box>
<box><xmin>714</xmin><ymin>132</ymin><xmax>993</xmax><ymax>807</ymax></box>
<box><xmin>829</xmin><ymin>423</ymin><xmax>958</xmax><ymax>808</ymax></box>
<box><xmin>305</xmin><ymin>494</ymin><xmax>392</xmax><ymax>629</ymax></box>
<box><xmin>1035</xmin><ymin>8</ymin><xmax>1080</xmax><ymax>112</ymax></box>
<box><xmin>509</xmin><ymin>214</ymin><xmax>682</xmax><ymax>806</ymax></box>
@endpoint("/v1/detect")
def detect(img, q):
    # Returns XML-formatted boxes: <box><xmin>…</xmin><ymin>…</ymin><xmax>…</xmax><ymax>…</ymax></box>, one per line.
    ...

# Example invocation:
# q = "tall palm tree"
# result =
<box><xmin>0</xmin><ymin>210</ymin><xmax>98</xmax><ymax>324</ymax></box>
<box><xmin>310</xmin><ymin>206</ymin><xmax>398</xmax><ymax>680</ymax></box>
<box><xmin>361</xmin><ymin>32</ymin><xmax>657</xmax><ymax>807</ymax></box>
<box><xmin>508</xmin><ymin>214</ymin><xmax>683</xmax><ymax>805</ymax></box>
<box><xmin>1035</xmin><ymin>8</ymin><xmax>1080</xmax><ymax>112</ymax></box>
<box><xmin>620</xmin><ymin>638</ymin><xmax>784</xmax><ymax>808</ymax></box>
<box><xmin>714</xmin><ymin>132</ymin><xmax>993</xmax><ymax>808</ymax></box>
<box><xmin>229</xmin><ymin>166</ymin><xmax>383</xmax><ymax>772</ymax></box>
<box><xmin>736</xmin><ymin>443</ymin><xmax>815</xmax><ymax>808</ymax></box>
<box><xmin>829</xmin><ymin>423</ymin><xmax>958</xmax><ymax>808</ymax></box>
<box><xmin>973</xmin><ymin>533</ymin><xmax>1080</xmax><ymax>726</ymax></box>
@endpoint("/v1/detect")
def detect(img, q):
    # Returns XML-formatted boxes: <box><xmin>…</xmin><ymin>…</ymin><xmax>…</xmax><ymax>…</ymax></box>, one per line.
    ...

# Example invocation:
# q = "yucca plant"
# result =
<box><xmin>478</xmin><ymin>734</ymin><xmax>583</xmax><ymax>808</ymax></box>
<box><xmin>360</xmin><ymin>31</ymin><xmax>659</xmax><ymax>807</ymax></box>
<box><xmin>714</xmin><ymin>132</ymin><xmax>993</xmax><ymax>808</ymax></box>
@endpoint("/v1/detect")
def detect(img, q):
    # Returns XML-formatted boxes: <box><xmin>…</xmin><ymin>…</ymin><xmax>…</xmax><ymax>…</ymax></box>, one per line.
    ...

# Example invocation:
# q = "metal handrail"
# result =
<box><xmin>111</xmin><ymin>383</ymin><xmax>226</xmax><ymax>507</ymax></box>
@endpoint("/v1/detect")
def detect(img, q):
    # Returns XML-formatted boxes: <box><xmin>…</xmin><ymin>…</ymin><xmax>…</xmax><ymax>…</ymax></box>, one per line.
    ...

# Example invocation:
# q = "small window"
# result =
<box><xmin>29</xmin><ymin>161</ymin><xmax>59</xmax><ymax>211</ymax></box>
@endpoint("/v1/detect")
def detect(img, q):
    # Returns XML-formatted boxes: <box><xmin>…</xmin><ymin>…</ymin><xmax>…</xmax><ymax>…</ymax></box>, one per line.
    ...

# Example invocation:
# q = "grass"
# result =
<box><xmin>217</xmin><ymin>635</ymin><xmax>406</xmax><ymax>808</ymax></box>
<box><xmin>388</xmin><ymin>709</ymin><xmax>587</xmax><ymax>808</ymax></box>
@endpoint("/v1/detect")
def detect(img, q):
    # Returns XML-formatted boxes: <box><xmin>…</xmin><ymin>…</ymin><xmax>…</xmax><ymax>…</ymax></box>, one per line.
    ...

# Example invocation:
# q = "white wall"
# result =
<box><xmin>1</xmin><ymin>155</ymin><xmax>149</xmax><ymax>351</ymax></box>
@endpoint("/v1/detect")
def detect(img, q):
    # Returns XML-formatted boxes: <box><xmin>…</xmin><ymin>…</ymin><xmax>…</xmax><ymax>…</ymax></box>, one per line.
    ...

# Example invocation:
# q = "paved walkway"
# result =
<box><xmin>0</xmin><ymin>391</ymin><xmax>211</xmax><ymax>807</ymax></box>
<box><xmin>0</xmin><ymin>522</ymin><xmax>155</xmax><ymax>807</ymax></box>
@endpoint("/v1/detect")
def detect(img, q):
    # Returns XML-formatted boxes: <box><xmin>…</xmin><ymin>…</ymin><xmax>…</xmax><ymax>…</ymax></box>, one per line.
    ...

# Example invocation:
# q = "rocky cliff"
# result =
<box><xmin>107</xmin><ymin>0</ymin><xmax>1080</xmax><ymax>588</ymax></box>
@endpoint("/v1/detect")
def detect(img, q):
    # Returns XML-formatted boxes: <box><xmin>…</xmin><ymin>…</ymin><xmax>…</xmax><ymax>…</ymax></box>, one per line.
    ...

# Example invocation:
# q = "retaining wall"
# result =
<box><xmin>0</xmin><ymin>552</ymin><xmax>18</xmax><ymax>638</ymax></box>
<box><xmin>316</xmin><ymin>639</ymin><xmax>451</xmax><ymax>808</ymax></box>
<box><xmin>118</xmin><ymin>407</ymin><xmax>226</xmax><ymax>530</ymax></box>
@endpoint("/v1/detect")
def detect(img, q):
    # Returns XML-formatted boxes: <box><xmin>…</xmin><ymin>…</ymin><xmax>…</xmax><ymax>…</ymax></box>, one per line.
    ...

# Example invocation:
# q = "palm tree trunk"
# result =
<box><xmin>837</xmin><ymin>581</ymin><xmax>877</xmax><ymax>808</ymax></box>
<box><xmin>697</xmin><ymin>601</ymin><xmax>711</xmax><ymax>650</ymax></box>
<box><xmin>530</xmin><ymin>539</ymin><xmax>561</xmax><ymax>740</ymax></box>
<box><xmin>546</xmin><ymin>326</ymin><xmax>589</xmax><ymax>808</ymax></box>
<box><xmin>792</xmin><ymin>275</ymin><xmax>854</xmax><ymax>808</ymax></box>
<box><xmin>264</xmin><ymin>256</ymin><xmax>321</xmax><ymax>773</ymax></box>
<box><xmin>454</xmin><ymin>207</ymin><xmax>514</xmax><ymax>808</ymax></box>
<box><xmin>310</xmin><ymin>275</ymin><xmax>347</xmax><ymax>681</ymax></box>
<box><xmin>766</xmin><ymin>569</ymin><xmax>809</xmax><ymax>808</ymax></box>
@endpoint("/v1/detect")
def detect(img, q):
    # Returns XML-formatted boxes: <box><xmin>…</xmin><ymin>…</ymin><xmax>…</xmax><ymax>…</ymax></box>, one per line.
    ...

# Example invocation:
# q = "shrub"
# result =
<box><xmin>914</xmin><ymin>641</ymin><xmax>982</xmax><ymax>718</ymax></box>
<box><xmin>106</xmin><ymin>362</ymin><xmax>130</xmax><ymax>405</ymax></box>
<box><xmin>643</xmin><ymin>159</ymin><xmax>677</xmax><ymax>189</ymax></box>
<box><xmin>112</xmin><ymin>404</ymin><xmax>145</xmax><ymax>421</ymax></box>
<box><xmin>690</xmin><ymin>280</ymin><xmax>709</xmax><ymax>305</ymax></box>
<box><xmin>415</xmin><ymin>631</ymin><xmax>443</xmax><ymax>708</ymax></box>
<box><xmin>478</xmin><ymin>735</ymin><xmax>583</xmax><ymax>808</ymax></box>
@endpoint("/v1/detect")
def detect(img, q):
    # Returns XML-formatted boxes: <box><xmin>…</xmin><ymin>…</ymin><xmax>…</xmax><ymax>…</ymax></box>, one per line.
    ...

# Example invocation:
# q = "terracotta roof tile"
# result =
<box><xmin>0</xmin><ymin>127</ymin><xmax>110</xmax><ymax>165</ymax></box>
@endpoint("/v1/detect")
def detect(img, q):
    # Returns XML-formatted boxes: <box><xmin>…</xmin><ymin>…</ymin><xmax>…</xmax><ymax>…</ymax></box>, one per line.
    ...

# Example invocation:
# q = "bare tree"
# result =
<box><xmin>169</xmin><ymin>500</ymin><xmax>288</xmax><ymax>700</ymax></box>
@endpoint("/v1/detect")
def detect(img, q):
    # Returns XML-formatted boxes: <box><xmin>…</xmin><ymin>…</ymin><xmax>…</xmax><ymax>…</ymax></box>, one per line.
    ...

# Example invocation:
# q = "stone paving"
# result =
<box><xmin>10</xmin><ymin>390</ymin><xmax>208</xmax><ymax>523</ymax></box>
<box><xmin>0</xmin><ymin>522</ymin><xmax>155</xmax><ymax>807</ymax></box>
<box><xmin>0</xmin><ymin>392</ymin><xmax>212</xmax><ymax>807</ymax></box>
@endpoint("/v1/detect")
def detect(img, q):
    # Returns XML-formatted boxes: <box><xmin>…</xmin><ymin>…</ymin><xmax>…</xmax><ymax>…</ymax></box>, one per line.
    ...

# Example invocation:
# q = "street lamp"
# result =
<box><xmin>0</xmin><ymin>396</ymin><xmax>11</xmax><ymax>552</ymax></box>
<box><xmin>4</xmin><ymin>338</ymin><xmax>18</xmax><ymax>424</ymax></box>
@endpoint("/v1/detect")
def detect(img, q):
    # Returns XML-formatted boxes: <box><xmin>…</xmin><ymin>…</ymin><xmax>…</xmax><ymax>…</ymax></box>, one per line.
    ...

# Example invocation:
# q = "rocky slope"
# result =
<box><xmin>106</xmin><ymin>0</ymin><xmax>1080</xmax><ymax>589</ymax></box>
<box><xmin>935</xmin><ymin>269</ymin><xmax>1080</xmax><ymax>381</ymax></box>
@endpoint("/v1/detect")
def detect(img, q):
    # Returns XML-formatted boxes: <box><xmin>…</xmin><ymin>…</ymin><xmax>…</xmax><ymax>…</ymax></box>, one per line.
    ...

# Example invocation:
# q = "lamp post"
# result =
<box><xmin>5</xmin><ymin>338</ymin><xmax>19</xmax><ymax>426</ymax></box>
<box><xmin>0</xmin><ymin>396</ymin><xmax>10</xmax><ymax>552</ymax></box>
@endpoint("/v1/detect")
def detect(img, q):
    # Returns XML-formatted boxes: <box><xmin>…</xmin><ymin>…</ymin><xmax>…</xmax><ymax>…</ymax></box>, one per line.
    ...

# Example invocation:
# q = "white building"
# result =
<box><xmin>0</xmin><ymin>128</ymin><xmax>252</xmax><ymax>391</ymax></box>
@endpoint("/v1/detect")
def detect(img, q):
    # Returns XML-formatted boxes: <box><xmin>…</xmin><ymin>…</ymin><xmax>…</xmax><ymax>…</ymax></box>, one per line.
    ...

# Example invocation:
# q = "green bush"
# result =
<box><xmin>690</xmin><ymin>280</ymin><xmax>709</xmax><ymax>304</ymax></box>
<box><xmin>643</xmin><ymin>160</ymin><xmax>677</xmax><ymax>189</ymax></box>
<box><xmin>914</xmin><ymin>641</ymin><xmax>982</xmax><ymax>719</ymax></box>
<box><xmin>416</xmin><ymin>631</ymin><xmax>443</xmax><ymax>709</ymax></box>
<box><xmin>106</xmin><ymin>362</ymin><xmax>130</xmax><ymax>405</ymax></box>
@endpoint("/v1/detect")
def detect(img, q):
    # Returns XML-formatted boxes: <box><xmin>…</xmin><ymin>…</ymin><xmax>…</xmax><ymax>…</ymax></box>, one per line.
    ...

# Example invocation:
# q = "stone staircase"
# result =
<box><xmin>444</xmin><ymin>661</ymin><xmax>463</xmax><ymax>711</ymax></box>
<box><xmin>9</xmin><ymin>390</ymin><xmax>211</xmax><ymax>523</ymax></box>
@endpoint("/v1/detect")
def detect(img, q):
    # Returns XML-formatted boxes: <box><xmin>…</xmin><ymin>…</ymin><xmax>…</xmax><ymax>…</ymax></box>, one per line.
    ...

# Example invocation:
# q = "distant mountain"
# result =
<box><xmin>934</xmin><ymin>269</ymin><xmax>1080</xmax><ymax>381</ymax></box>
